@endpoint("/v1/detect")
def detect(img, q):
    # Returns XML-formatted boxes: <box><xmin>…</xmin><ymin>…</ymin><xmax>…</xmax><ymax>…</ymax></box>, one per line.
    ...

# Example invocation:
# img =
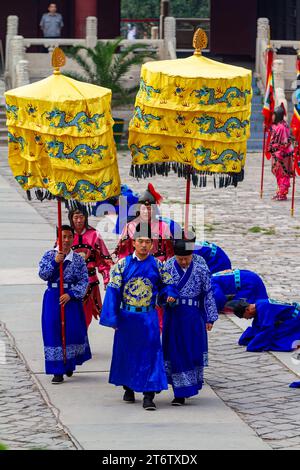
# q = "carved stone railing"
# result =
<box><xmin>5</xmin><ymin>15</ymin><xmax>177</xmax><ymax>90</ymax></box>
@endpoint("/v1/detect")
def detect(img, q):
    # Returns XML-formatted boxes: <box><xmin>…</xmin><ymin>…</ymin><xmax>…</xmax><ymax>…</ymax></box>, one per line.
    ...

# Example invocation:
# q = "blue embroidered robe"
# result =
<box><xmin>212</xmin><ymin>269</ymin><xmax>268</xmax><ymax>311</ymax></box>
<box><xmin>239</xmin><ymin>299</ymin><xmax>300</xmax><ymax>352</ymax></box>
<box><xmin>194</xmin><ymin>242</ymin><xmax>232</xmax><ymax>274</ymax></box>
<box><xmin>100</xmin><ymin>254</ymin><xmax>178</xmax><ymax>392</ymax></box>
<box><xmin>39</xmin><ymin>250</ymin><xmax>91</xmax><ymax>375</ymax></box>
<box><xmin>162</xmin><ymin>254</ymin><xmax>218</xmax><ymax>398</ymax></box>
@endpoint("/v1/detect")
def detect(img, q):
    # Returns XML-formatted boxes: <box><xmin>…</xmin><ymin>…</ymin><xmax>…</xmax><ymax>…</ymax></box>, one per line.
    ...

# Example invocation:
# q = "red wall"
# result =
<box><xmin>210</xmin><ymin>0</ymin><xmax>258</xmax><ymax>57</ymax></box>
<box><xmin>0</xmin><ymin>0</ymin><xmax>120</xmax><ymax>58</ymax></box>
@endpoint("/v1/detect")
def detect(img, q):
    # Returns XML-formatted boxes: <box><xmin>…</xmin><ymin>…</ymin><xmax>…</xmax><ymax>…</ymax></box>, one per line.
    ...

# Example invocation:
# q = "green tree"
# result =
<box><xmin>121</xmin><ymin>0</ymin><xmax>210</xmax><ymax>18</ymax></box>
<box><xmin>170</xmin><ymin>0</ymin><xmax>210</xmax><ymax>17</ymax></box>
<box><xmin>63</xmin><ymin>38</ymin><xmax>155</xmax><ymax>105</ymax></box>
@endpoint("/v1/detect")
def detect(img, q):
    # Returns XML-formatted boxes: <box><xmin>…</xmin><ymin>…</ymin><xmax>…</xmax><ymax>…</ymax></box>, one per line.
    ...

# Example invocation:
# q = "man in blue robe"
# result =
<box><xmin>100</xmin><ymin>224</ymin><xmax>178</xmax><ymax>411</ymax></box>
<box><xmin>212</xmin><ymin>269</ymin><xmax>268</xmax><ymax>312</ymax></box>
<box><xmin>39</xmin><ymin>225</ymin><xmax>91</xmax><ymax>384</ymax></box>
<box><xmin>227</xmin><ymin>299</ymin><xmax>300</xmax><ymax>352</ymax></box>
<box><xmin>193</xmin><ymin>241</ymin><xmax>231</xmax><ymax>274</ymax></box>
<box><xmin>162</xmin><ymin>233</ymin><xmax>218</xmax><ymax>405</ymax></box>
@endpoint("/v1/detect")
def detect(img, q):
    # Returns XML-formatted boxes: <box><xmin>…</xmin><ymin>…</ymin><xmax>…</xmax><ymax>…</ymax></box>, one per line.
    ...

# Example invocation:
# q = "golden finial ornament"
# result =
<box><xmin>193</xmin><ymin>28</ymin><xmax>208</xmax><ymax>56</ymax></box>
<box><xmin>51</xmin><ymin>47</ymin><xmax>66</xmax><ymax>74</ymax></box>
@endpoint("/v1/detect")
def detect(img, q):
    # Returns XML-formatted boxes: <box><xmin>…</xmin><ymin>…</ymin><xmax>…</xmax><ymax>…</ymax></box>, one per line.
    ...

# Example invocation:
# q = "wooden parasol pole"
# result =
<box><xmin>260</xmin><ymin>126</ymin><xmax>267</xmax><ymax>198</ymax></box>
<box><xmin>184</xmin><ymin>167</ymin><xmax>191</xmax><ymax>236</ymax></box>
<box><xmin>57</xmin><ymin>199</ymin><xmax>66</xmax><ymax>363</ymax></box>
<box><xmin>52</xmin><ymin>48</ymin><xmax>67</xmax><ymax>363</ymax></box>
<box><xmin>183</xmin><ymin>29</ymin><xmax>208</xmax><ymax>237</ymax></box>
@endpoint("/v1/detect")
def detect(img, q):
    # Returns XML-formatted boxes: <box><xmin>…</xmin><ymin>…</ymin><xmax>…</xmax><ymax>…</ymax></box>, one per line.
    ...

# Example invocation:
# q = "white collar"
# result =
<box><xmin>133</xmin><ymin>251</ymin><xmax>148</xmax><ymax>262</ymax></box>
<box><xmin>55</xmin><ymin>247</ymin><xmax>74</xmax><ymax>262</ymax></box>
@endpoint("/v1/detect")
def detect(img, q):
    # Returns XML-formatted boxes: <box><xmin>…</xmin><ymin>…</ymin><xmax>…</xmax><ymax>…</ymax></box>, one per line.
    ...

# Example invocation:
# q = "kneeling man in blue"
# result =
<box><xmin>227</xmin><ymin>299</ymin><xmax>300</xmax><ymax>352</ymax></box>
<box><xmin>212</xmin><ymin>269</ymin><xmax>268</xmax><ymax>312</ymax></box>
<box><xmin>100</xmin><ymin>224</ymin><xmax>178</xmax><ymax>411</ymax></box>
<box><xmin>39</xmin><ymin>225</ymin><xmax>91</xmax><ymax>384</ymax></box>
<box><xmin>162</xmin><ymin>233</ymin><xmax>218</xmax><ymax>406</ymax></box>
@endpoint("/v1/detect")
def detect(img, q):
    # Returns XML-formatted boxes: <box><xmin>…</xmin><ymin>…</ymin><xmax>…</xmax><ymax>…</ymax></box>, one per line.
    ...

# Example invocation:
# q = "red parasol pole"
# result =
<box><xmin>57</xmin><ymin>199</ymin><xmax>66</xmax><ymax>363</ymax></box>
<box><xmin>260</xmin><ymin>126</ymin><xmax>267</xmax><ymax>198</ymax></box>
<box><xmin>184</xmin><ymin>166</ymin><xmax>191</xmax><ymax>237</ymax></box>
<box><xmin>291</xmin><ymin>147</ymin><xmax>297</xmax><ymax>217</ymax></box>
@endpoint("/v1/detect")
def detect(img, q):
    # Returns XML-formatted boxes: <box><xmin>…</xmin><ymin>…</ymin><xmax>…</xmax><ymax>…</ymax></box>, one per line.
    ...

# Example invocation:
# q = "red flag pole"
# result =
<box><xmin>260</xmin><ymin>126</ymin><xmax>267</xmax><ymax>198</ymax></box>
<box><xmin>261</xmin><ymin>45</ymin><xmax>274</xmax><ymax>198</ymax></box>
<box><xmin>184</xmin><ymin>166</ymin><xmax>191</xmax><ymax>237</ymax></box>
<box><xmin>57</xmin><ymin>199</ymin><xmax>66</xmax><ymax>363</ymax></box>
<box><xmin>291</xmin><ymin>147</ymin><xmax>297</xmax><ymax>217</ymax></box>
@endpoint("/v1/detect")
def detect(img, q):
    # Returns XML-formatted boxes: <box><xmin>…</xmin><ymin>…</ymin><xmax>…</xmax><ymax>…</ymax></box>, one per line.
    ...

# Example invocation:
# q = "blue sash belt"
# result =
<box><xmin>234</xmin><ymin>269</ymin><xmax>241</xmax><ymax>290</ymax></box>
<box><xmin>48</xmin><ymin>282</ymin><xmax>74</xmax><ymax>289</ymax></box>
<box><xmin>175</xmin><ymin>298</ymin><xmax>200</xmax><ymax>308</ymax></box>
<box><xmin>120</xmin><ymin>303</ymin><xmax>155</xmax><ymax>313</ymax></box>
<box><xmin>292</xmin><ymin>303</ymin><xmax>300</xmax><ymax>319</ymax></box>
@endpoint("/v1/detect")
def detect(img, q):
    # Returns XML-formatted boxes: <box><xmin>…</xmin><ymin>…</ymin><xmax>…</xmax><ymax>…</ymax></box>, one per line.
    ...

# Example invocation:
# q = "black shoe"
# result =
<box><xmin>171</xmin><ymin>397</ymin><xmax>185</xmax><ymax>406</ymax></box>
<box><xmin>123</xmin><ymin>389</ymin><xmax>135</xmax><ymax>403</ymax></box>
<box><xmin>51</xmin><ymin>375</ymin><xmax>64</xmax><ymax>384</ymax></box>
<box><xmin>66</xmin><ymin>371</ymin><xmax>73</xmax><ymax>378</ymax></box>
<box><xmin>143</xmin><ymin>396</ymin><xmax>156</xmax><ymax>411</ymax></box>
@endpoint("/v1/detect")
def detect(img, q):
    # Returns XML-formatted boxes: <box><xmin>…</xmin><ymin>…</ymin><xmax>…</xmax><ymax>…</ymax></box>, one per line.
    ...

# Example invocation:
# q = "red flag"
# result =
<box><xmin>262</xmin><ymin>47</ymin><xmax>275</xmax><ymax>128</ymax></box>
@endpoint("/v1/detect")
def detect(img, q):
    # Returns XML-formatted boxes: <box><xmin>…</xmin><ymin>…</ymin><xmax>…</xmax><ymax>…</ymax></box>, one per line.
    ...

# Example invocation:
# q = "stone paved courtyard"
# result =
<box><xmin>0</xmin><ymin>326</ymin><xmax>75</xmax><ymax>449</ymax></box>
<box><xmin>1</xmin><ymin>148</ymin><xmax>300</xmax><ymax>449</ymax></box>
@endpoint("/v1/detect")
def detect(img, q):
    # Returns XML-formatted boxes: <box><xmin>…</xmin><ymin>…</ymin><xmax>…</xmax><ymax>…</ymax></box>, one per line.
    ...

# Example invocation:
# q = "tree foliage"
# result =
<box><xmin>121</xmin><ymin>0</ymin><xmax>210</xmax><ymax>18</ymax></box>
<box><xmin>63</xmin><ymin>39</ymin><xmax>156</xmax><ymax>105</ymax></box>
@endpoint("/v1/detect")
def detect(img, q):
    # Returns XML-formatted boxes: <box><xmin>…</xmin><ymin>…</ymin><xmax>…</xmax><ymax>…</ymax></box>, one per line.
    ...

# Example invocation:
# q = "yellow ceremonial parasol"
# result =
<box><xmin>128</xmin><ymin>29</ymin><xmax>252</xmax><ymax>229</ymax></box>
<box><xmin>4</xmin><ymin>48</ymin><xmax>120</xmax><ymax>362</ymax></box>
<box><xmin>5</xmin><ymin>48</ymin><xmax>120</xmax><ymax>203</ymax></box>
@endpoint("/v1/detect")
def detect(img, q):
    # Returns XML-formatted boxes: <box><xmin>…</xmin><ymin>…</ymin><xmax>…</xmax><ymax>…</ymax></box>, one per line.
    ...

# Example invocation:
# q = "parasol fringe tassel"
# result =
<box><xmin>130</xmin><ymin>164</ymin><xmax>244</xmax><ymax>189</ymax></box>
<box><xmin>25</xmin><ymin>188</ymin><xmax>97</xmax><ymax>214</ymax></box>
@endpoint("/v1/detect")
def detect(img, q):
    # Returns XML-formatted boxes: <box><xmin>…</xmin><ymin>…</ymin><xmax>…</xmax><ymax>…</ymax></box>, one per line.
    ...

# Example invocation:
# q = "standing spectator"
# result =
<box><xmin>127</xmin><ymin>23</ymin><xmax>137</xmax><ymax>40</ymax></box>
<box><xmin>40</xmin><ymin>3</ymin><xmax>64</xmax><ymax>39</ymax></box>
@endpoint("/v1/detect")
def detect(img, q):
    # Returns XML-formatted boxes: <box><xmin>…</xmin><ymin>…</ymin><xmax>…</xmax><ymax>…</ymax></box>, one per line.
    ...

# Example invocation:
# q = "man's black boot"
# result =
<box><xmin>143</xmin><ymin>392</ymin><xmax>156</xmax><ymax>410</ymax></box>
<box><xmin>123</xmin><ymin>386</ymin><xmax>135</xmax><ymax>403</ymax></box>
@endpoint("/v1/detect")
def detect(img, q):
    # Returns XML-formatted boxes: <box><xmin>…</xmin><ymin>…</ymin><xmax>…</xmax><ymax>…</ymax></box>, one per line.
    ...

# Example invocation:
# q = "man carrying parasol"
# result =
<box><xmin>39</xmin><ymin>225</ymin><xmax>91</xmax><ymax>384</ymax></box>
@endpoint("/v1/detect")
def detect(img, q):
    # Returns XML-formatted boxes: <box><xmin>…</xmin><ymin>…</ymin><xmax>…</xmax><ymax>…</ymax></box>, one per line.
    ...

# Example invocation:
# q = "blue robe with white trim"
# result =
<box><xmin>39</xmin><ymin>250</ymin><xmax>91</xmax><ymax>375</ymax></box>
<box><xmin>194</xmin><ymin>242</ymin><xmax>232</xmax><ymax>274</ymax></box>
<box><xmin>212</xmin><ymin>269</ymin><xmax>268</xmax><ymax>311</ymax></box>
<box><xmin>162</xmin><ymin>254</ymin><xmax>218</xmax><ymax>398</ymax></box>
<box><xmin>100</xmin><ymin>254</ymin><xmax>178</xmax><ymax>392</ymax></box>
<box><xmin>239</xmin><ymin>299</ymin><xmax>300</xmax><ymax>352</ymax></box>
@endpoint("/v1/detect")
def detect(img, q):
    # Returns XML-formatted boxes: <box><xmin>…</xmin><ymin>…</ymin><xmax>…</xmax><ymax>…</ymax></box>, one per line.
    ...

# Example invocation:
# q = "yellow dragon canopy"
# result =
<box><xmin>128</xmin><ymin>29</ymin><xmax>252</xmax><ymax>188</ymax></box>
<box><xmin>5</xmin><ymin>48</ymin><xmax>120</xmax><ymax>202</ymax></box>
